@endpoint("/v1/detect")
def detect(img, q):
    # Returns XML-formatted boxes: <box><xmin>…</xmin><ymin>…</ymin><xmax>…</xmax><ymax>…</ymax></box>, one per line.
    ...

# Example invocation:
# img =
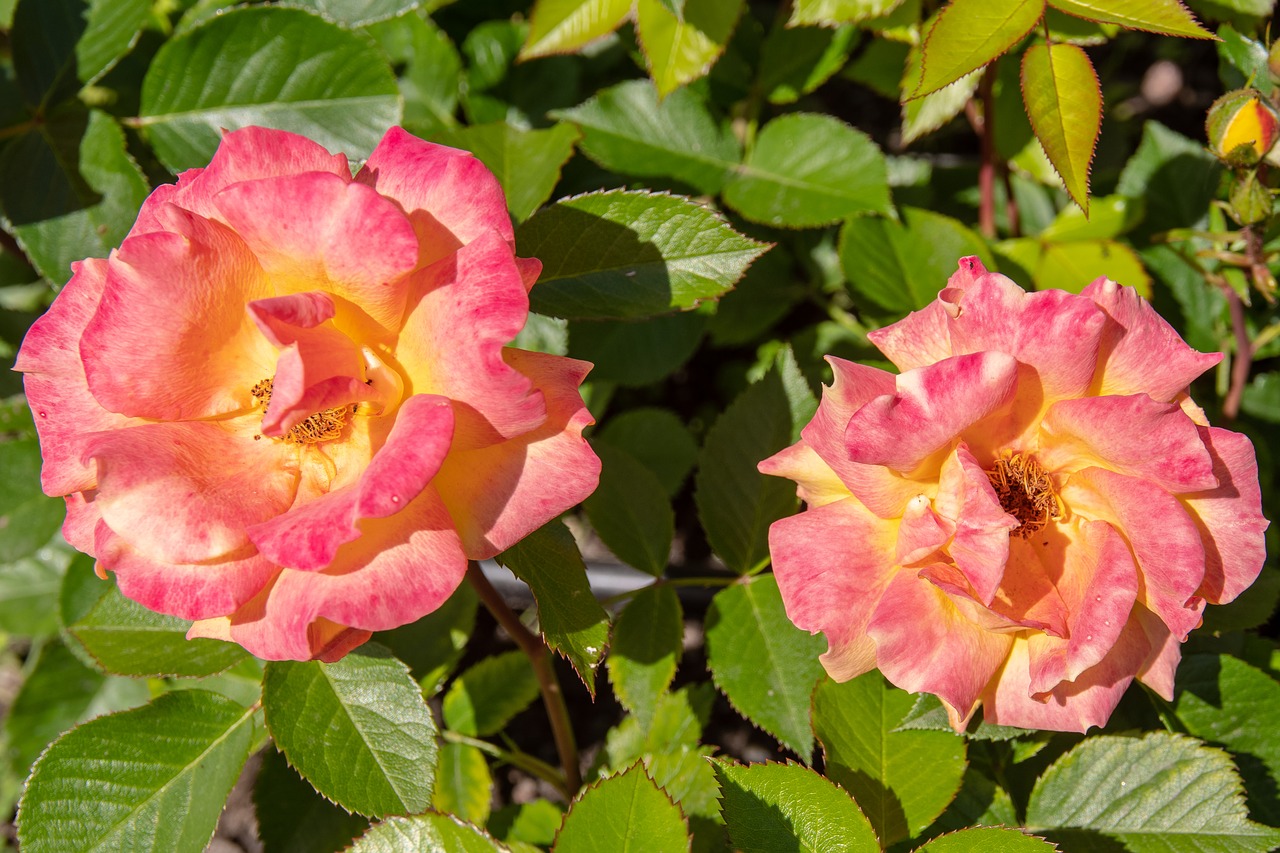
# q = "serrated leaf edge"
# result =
<box><xmin>555</xmin><ymin>760</ymin><xmax>693</xmax><ymax>853</ymax></box>
<box><xmin>1019</xmin><ymin>41</ymin><xmax>1101</xmax><ymax>214</ymax></box>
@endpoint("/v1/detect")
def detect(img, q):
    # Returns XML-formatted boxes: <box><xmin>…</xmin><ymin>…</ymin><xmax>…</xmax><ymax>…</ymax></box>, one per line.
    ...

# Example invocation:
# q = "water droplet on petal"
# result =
<box><xmin>1086</xmin><ymin>634</ymin><xmax>1093</xmax><ymax>641</ymax></box>
<box><xmin>390</xmin><ymin>495</ymin><xmax>400</xmax><ymax>503</ymax></box>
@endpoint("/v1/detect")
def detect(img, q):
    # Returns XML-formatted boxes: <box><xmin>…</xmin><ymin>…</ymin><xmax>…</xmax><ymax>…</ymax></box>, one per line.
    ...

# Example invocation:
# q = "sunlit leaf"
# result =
<box><xmin>433</xmin><ymin>122</ymin><xmax>579</xmax><ymax>222</ymax></box>
<box><xmin>555</xmin><ymin>764</ymin><xmax>691</xmax><ymax>852</ymax></box>
<box><xmin>1046</xmin><ymin>0</ymin><xmax>1212</xmax><ymax>37</ymax></box>
<box><xmin>521</xmin><ymin>0</ymin><xmax>633</xmax><ymax>59</ymax></box>
<box><xmin>346</xmin><ymin>813</ymin><xmax>506</xmax><ymax>852</ymax></box>
<box><xmin>789</xmin><ymin>0</ymin><xmax>906</xmax><ymax>26</ymax></box>
<box><xmin>913</xmin><ymin>0</ymin><xmax>1045</xmax><ymax>97</ymax></box>
<box><xmin>1020</xmin><ymin>41</ymin><xmax>1101</xmax><ymax>211</ymax></box>
<box><xmin>635</xmin><ymin>0</ymin><xmax>744</xmax><ymax>97</ymax></box>
<box><xmin>443</xmin><ymin>650</ymin><xmax>541</xmax><ymax>738</ymax></box>
<box><xmin>608</xmin><ymin>584</ymin><xmax>683</xmax><ymax>726</ymax></box>
<box><xmin>433</xmin><ymin>742</ymin><xmax>493</xmax><ymax>825</ymax></box>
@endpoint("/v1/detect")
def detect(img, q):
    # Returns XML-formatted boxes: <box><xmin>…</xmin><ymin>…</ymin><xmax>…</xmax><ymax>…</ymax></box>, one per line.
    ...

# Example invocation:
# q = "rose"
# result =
<box><xmin>17</xmin><ymin>126</ymin><xmax>601</xmax><ymax>661</ymax></box>
<box><xmin>760</xmin><ymin>258</ymin><xmax>1268</xmax><ymax>732</ymax></box>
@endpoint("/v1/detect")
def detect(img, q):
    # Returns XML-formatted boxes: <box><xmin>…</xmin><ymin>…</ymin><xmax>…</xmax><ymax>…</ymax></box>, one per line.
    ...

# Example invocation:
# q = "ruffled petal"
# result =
<box><xmin>1039</xmin><ymin>394</ymin><xmax>1218</xmax><ymax>493</ymax></box>
<box><xmin>864</xmin><ymin>256</ymin><xmax>984</xmax><ymax>370</ymax></box>
<box><xmin>757</xmin><ymin>441</ymin><xmax>850</xmax><ymax>509</ymax></box>
<box><xmin>934</xmin><ymin>444</ymin><xmax>1017</xmax><ymax>603</ymax></box>
<box><xmin>1083</xmin><ymin>277</ymin><xmax>1222</xmax><ymax>401</ymax></box>
<box><xmin>248</xmin><ymin>394</ymin><xmax>454</xmax><ymax>570</ymax></box>
<box><xmin>87</xmin><ymin>422</ymin><xmax>299</xmax><ymax>564</ymax></box>
<box><xmin>1134</xmin><ymin>605</ymin><xmax>1180</xmax><ymax>700</ymax></box>
<box><xmin>767</xmin><ymin>497</ymin><xmax>898</xmax><ymax>682</ymax></box>
<box><xmin>1061</xmin><ymin>467</ymin><xmax>1207</xmax><ymax>640</ymax></box>
<box><xmin>845</xmin><ymin>352</ymin><xmax>1020</xmax><ymax>473</ymax></box>
<box><xmin>867</xmin><ymin>569</ymin><xmax>1012</xmax><ymax>719</ymax></box>
<box><xmin>1181</xmin><ymin>427</ymin><xmax>1268</xmax><ymax>604</ymax></box>
<box><xmin>80</xmin><ymin>207</ymin><xmax>276</xmax><ymax>421</ymax></box>
<box><xmin>1024</xmin><ymin>519</ymin><xmax>1139</xmax><ymax>695</ymax></box>
<box><xmin>397</xmin><ymin>232</ymin><xmax>545</xmax><ymax>448</ymax></box>
<box><xmin>434</xmin><ymin>349</ymin><xmax>598</xmax><ymax>559</ymax></box>
<box><xmin>896</xmin><ymin>495</ymin><xmax>951</xmax><ymax>566</ymax></box>
<box><xmin>214</xmin><ymin>171</ymin><xmax>419</xmax><ymax>335</ymax></box>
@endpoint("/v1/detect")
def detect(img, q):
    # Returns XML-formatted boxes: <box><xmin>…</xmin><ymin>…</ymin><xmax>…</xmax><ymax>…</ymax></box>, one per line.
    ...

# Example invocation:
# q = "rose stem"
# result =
<box><xmin>1222</xmin><ymin>283</ymin><xmax>1253</xmax><ymax>420</ymax></box>
<box><xmin>465</xmin><ymin>560</ymin><xmax>583</xmax><ymax>793</ymax></box>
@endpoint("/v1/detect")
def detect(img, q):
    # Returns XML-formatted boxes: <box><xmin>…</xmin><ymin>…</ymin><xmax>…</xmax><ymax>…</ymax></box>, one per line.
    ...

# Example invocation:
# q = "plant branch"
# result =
<box><xmin>974</xmin><ymin>65</ymin><xmax>999</xmax><ymax>239</ymax></box>
<box><xmin>441</xmin><ymin>730</ymin><xmax>570</xmax><ymax>799</ymax></box>
<box><xmin>1222</xmin><ymin>280</ymin><xmax>1253</xmax><ymax>421</ymax></box>
<box><xmin>465</xmin><ymin>561</ymin><xmax>582</xmax><ymax>793</ymax></box>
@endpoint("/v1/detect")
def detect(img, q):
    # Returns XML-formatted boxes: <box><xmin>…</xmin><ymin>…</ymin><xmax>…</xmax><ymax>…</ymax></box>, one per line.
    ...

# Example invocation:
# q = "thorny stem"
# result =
<box><xmin>969</xmin><ymin>66</ymin><xmax>1000</xmax><ymax>239</ymax></box>
<box><xmin>441</xmin><ymin>731</ymin><xmax>569</xmax><ymax>799</ymax></box>
<box><xmin>465</xmin><ymin>561</ymin><xmax>582</xmax><ymax>793</ymax></box>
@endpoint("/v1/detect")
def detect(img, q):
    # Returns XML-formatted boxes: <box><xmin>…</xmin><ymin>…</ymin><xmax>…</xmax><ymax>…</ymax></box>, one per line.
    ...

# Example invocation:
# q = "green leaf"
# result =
<box><xmin>896</xmin><ymin>693</ymin><xmax>1027</xmax><ymax>741</ymax></box>
<box><xmin>608</xmin><ymin>584</ymin><xmax>683</xmax><ymax>726</ymax></box>
<box><xmin>254</xmin><ymin>747</ymin><xmax>370</xmax><ymax>853</ymax></box>
<box><xmin>789</xmin><ymin>0</ymin><xmax>906</xmax><ymax>26</ymax></box>
<box><xmin>0</xmin><ymin>543</ymin><xmax>69</xmax><ymax>636</ymax></box>
<box><xmin>902</xmin><ymin>64</ymin><xmax>982</xmax><ymax>144</ymax></box>
<box><xmin>347</xmin><ymin>813</ymin><xmax>507</xmax><ymax>852</ymax></box>
<box><xmin>759</xmin><ymin>24</ymin><xmax>857</xmax><ymax>104</ymax></box>
<box><xmin>708</xmin><ymin>244</ymin><xmax>804</xmax><ymax>347</ymax></box>
<box><xmin>0</xmin><ymin>109</ymin><xmax>149</xmax><ymax>285</ymax></box>
<box><xmin>375</xmin><ymin>583</ymin><xmax>477</xmax><ymax>697</ymax></box>
<box><xmin>635</xmin><ymin>0</ymin><xmax>744</xmax><ymax>97</ymax></box>
<box><xmin>1020</xmin><ymin>41</ymin><xmax>1101</xmax><ymax>212</ymax></box>
<box><xmin>11</xmin><ymin>0</ymin><xmax>149</xmax><ymax>106</ymax></box>
<box><xmin>433</xmin><ymin>741</ymin><xmax>493</xmax><ymax>825</ymax></box>
<box><xmin>995</xmin><ymin>237</ymin><xmax>1151</xmax><ymax>297</ymax></box>
<box><xmin>364</xmin><ymin>12</ymin><xmax>461</xmax><ymax>137</ymax></box>
<box><xmin>443</xmin><ymin>650</ymin><xmax>541</xmax><ymax>737</ymax></box>
<box><xmin>552</xmin><ymin>80</ymin><xmax>740</xmax><ymax>195</ymax></box>
<box><xmin>555</xmin><ymin>763</ymin><xmax>691</xmax><ymax>852</ymax></box>
<box><xmin>3</xmin><ymin>638</ymin><xmax>148</xmax><ymax>775</ymax></box>
<box><xmin>596</xmin><ymin>408</ymin><xmax>698</xmax><ymax>497</ymax></box>
<box><xmin>520</xmin><ymin>189</ymin><xmax>767</xmax><ymax>321</ymax></box>
<box><xmin>285</xmin><ymin>0</ymin><xmax>427</xmax><ymax>27</ymax></box>
<box><xmin>705</xmin><ymin>576</ymin><xmax>824</xmax><ymax>762</ymax></box>
<box><xmin>17</xmin><ymin>690</ymin><xmax>260</xmax><ymax>853</ymax></box>
<box><xmin>489</xmin><ymin>800</ymin><xmax>563</xmax><ymax>848</ymax></box>
<box><xmin>584</xmin><ymin>443</ymin><xmax>674</xmax><ymax>576</ymax></box>
<box><xmin>1201</xmin><ymin>565</ymin><xmax>1280</xmax><ymax>633</ymax></box>
<box><xmin>1046</xmin><ymin>0</ymin><xmax>1212</xmax><ymax>37</ymax></box>
<box><xmin>694</xmin><ymin>366</ymin><xmax>802</xmax><ymax>573</ymax></box>
<box><xmin>1241</xmin><ymin>372</ymin><xmax>1280</xmax><ymax>422</ymax></box>
<box><xmin>520</xmin><ymin>0</ymin><xmax>633</xmax><ymax>59</ymax></box>
<box><xmin>1038</xmin><ymin>194</ymin><xmax>1142</xmax><ymax>240</ymax></box>
<box><xmin>433</xmin><ymin>122</ymin><xmax>579</xmax><ymax>222</ymax></box>
<box><xmin>264</xmin><ymin>644</ymin><xmax>438</xmax><ymax>817</ymax></box>
<box><xmin>1116</xmin><ymin>121</ymin><xmax>1219</xmax><ymax>239</ymax></box>
<box><xmin>1216</xmin><ymin>24</ymin><xmax>1273</xmax><ymax>96</ymax></box>
<box><xmin>0</xmin><ymin>439</ymin><xmax>64</xmax><ymax>562</ymax></box>
<box><xmin>138</xmin><ymin>7</ymin><xmax>400</xmax><ymax>171</ymax></box>
<box><xmin>915</xmin><ymin>827</ymin><xmax>1059</xmax><ymax>851</ymax></box>
<box><xmin>723</xmin><ymin>113</ymin><xmax>892</xmax><ymax>228</ymax></box>
<box><xmin>603</xmin><ymin>684</ymin><xmax>714</xmax><ymax>769</ymax></box>
<box><xmin>497</xmin><ymin>521</ymin><xmax>611</xmax><ymax>694</ymax></box>
<box><xmin>712</xmin><ymin>760</ymin><xmax>879</xmax><ymax>853</ymax></box>
<box><xmin>913</xmin><ymin>0</ymin><xmax>1045</xmax><ymax>97</ymax></box>
<box><xmin>66</xmin><ymin>576</ymin><xmax>248</xmax><ymax>678</ymax></box>
<box><xmin>812</xmin><ymin>673</ymin><xmax>968</xmax><ymax>845</ymax></box>
<box><xmin>569</xmin><ymin>311</ymin><xmax>708</xmax><ymax>386</ymax></box>
<box><xmin>1025</xmin><ymin>731</ymin><xmax>1280</xmax><ymax>852</ymax></box>
<box><xmin>840</xmin><ymin>207</ymin><xmax>991</xmax><ymax>315</ymax></box>
<box><xmin>1174</xmin><ymin>654</ymin><xmax>1280</xmax><ymax>822</ymax></box>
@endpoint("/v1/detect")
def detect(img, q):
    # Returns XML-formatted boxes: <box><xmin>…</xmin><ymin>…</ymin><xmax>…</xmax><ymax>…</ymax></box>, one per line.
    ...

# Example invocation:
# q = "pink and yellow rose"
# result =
<box><xmin>17</xmin><ymin>126</ymin><xmax>600</xmax><ymax>661</ymax></box>
<box><xmin>760</xmin><ymin>258</ymin><xmax>1268</xmax><ymax>732</ymax></box>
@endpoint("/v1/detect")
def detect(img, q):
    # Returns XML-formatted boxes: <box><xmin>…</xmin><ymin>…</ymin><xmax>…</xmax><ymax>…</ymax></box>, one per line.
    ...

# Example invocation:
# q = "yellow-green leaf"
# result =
<box><xmin>520</xmin><ymin>0</ymin><xmax>633</xmax><ymax>59</ymax></box>
<box><xmin>635</xmin><ymin>0</ymin><xmax>744</xmax><ymax>97</ymax></box>
<box><xmin>913</xmin><ymin>0</ymin><xmax>1044</xmax><ymax>97</ymax></box>
<box><xmin>996</xmin><ymin>237</ymin><xmax>1151</xmax><ymax>296</ymax></box>
<box><xmin>788</xmin><ymin>0</ymin><xmax>905</xmax><ymax>27</ymax></box>
<box><xmin>1046</xmin><ymin>0</ymin><xmax>1212</xmax><ymax>38</ymax></box>
<box><xmin>1020</xmin><ymin>41</ymin><xmax>1100</xmax><ymax>212</ymax></box>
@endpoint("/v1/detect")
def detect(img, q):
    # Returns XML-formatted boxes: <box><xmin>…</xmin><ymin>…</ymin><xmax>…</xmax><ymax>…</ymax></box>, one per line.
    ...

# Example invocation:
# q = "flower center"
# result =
<box><xmin>251</xmin><ymin>377</ymin><xmax>351</xmax><ymax>445</ymax></box>
<box><xmin>985</xmin><ymin>452</ymin><xmax>1063</xmax><ymax>538</ymax></box>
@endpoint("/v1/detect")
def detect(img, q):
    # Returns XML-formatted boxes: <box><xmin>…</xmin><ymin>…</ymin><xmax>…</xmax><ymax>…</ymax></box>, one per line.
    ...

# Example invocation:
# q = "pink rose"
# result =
<box><xmin>760</xmin><ymin>258</ymin><xmax>1268</xmax><ymax>732</ymax></box>
<box><xmin>17</xmin><ymin>127</ymin><xmax>600</xmax><ymax>661</ymax></box>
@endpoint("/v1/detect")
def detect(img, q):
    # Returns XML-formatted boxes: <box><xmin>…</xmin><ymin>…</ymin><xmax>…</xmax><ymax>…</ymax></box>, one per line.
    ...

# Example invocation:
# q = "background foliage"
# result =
<box><xmin>1</xmin><ymin>0</ymin><xmax>1279</xmax><ymax>851</ymax></box>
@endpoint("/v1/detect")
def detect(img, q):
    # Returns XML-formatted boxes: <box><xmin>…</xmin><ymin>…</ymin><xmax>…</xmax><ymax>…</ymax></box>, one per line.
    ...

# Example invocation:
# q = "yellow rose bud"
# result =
<box><xmin>1207</xmin><ymin>89</ymin><xmax>1279</xmax><ymax>167</ymax></box>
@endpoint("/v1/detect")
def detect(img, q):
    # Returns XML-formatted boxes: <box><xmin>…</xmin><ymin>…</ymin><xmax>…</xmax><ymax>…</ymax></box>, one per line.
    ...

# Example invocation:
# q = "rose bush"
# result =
<box><xmin>760</xmin><ymin>257</ymin><xmax>1269</xmax><ymax>732</ymax></box>
<box><xmin>16</xmin><ymin>126</ymin><xmax>600</xmax><ymax>661</ymax></box>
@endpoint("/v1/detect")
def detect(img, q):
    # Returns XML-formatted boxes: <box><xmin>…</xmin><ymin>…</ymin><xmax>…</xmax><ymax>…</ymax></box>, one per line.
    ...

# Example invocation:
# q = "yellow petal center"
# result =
<box><xmin>986</xmin><ymin>452</ymin><xmax>1063</xmax><ymax>538</ymax></box>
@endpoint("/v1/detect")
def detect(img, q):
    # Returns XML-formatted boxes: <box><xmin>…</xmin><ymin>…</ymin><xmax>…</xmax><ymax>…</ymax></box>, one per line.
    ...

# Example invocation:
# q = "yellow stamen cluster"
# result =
<box><xmin>985</xmin><ymin>452</ymin><xmax>1063</xmax><ymax>538</ymax></box>
<box><xmin>251</xmin><ymin>377</ymin><xmax>350</xmax><ymax>445</ymax></box>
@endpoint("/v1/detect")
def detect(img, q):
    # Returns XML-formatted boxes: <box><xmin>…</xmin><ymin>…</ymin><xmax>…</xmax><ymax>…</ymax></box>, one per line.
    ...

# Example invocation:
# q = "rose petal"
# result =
<box><xmin>87</xmin><ymin>422</ymin><xmax>300</xmax><ymax>564</ymax></box>
<box><xmin>214</xmin><ymin>172</ymin><xmax>419</xmax><ymax>335</ymax></box>
<box><xmin>1083</xmin><ymin>276</ymin><xmax>1222</xmax><ymax>401</ymax></box>
<box><xmin>248</xmin><ymin>394</ymin><xmax>455</xmax><ymax>570</ymax></box>
<box><xmin>934</xmin><ymin>444</ymin><xmax>1017</xmax><ymax>604</ymax></box>
<box><xmin>767</xmin><ymin>497</ymin><xmax>898</xmax><ymax>682</ymax></box>
<box><xmin>80</xmin><ymin>208</ymin><xmax>276</xmax><ymax>421</ymax></box>
<box><xmin>1039</xmin><ymin>393</ymin><xmax>1218</xmax><ymax>493</ymax></box>
<box><xmin>397</xmin><ymin>231</ymin><xmax>545</xmax><ymax>448</ymax></box>
<box><xmin>896</xmin><ymin>494</ymin><xmax>951</xmax><ymax>566</ymax></box>
<box><xmin>845</xmin><ymin>351</ymin><xmax>1020</xmax><ymax>473</ymax></box>
<box><xmin>435</xmin><ymin>348</ymin><xmax>598</xmax><ymax>558</ymax></box>
<box><xmin>757</xmin><ymin>440</ymin><xmax>850</xmax><ymax>509</ymax></box>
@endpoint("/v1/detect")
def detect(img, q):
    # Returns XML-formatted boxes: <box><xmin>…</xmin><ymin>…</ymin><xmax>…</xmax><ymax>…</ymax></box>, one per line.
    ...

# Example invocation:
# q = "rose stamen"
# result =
<box><xmin>985</xmin><ymin>452</ymin><xmax>1063</xmax><ymax>538</ymax></box>
<box><xmin>251</xmin><ymin>377</ymin><xmax>351</xmax><ymax>445</ymax></box>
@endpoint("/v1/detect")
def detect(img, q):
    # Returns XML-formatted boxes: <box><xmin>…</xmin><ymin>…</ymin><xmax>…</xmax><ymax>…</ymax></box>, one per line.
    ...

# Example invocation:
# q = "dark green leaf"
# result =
<box><xmin>11</xmin><ymin>0</ymin><xmax>148</xmax><ymax>106</ymax></box>
<box><xmin>442</xmin><ymin>650</ymin><xmax>541</xmax><ymax>737</ymax></box>
<box><xmin>584</xmin><ymin>443</ymin><xmax>674</xmax><ymax>576</ymax></box>
<box><xmin>254</xmin><ymin>747</ymin><xmax>370</xmax><ymax>853</ymax></box>
<box><xmin>813</xmin><ymin>673</ymin><xmax>968</xmax><ymax>845</ymax></box>
<box><xmin>264</xmin><ymin>644</ymin><xmax>438</xmax><ymax>817</ymax></box>
<box><xmin>555</xmin><ymin>763</ymin><xmax>691</xmax><ymax>852</ymax></box>
<box><xmin>138</xmin><ymin>7</ymin><xmax>400</xmax><ymax>171</ymax></box>
<box><xmin>896</xmin><ymin>693</ymin><xmax>1026</xmax><ymax>741</ymax></box>
<box><xmin>0</xmin><ymin>439</ymin><xmax>65</xmax><ymax>562</ymax></box>
<box><xmin>17</xmin><ymin>690</ymin><xmax>260</xmax><ymax>853</ymax></box>
<box><xmin>521</xmin><ymin>189</ymin><xmax>768</xmax><ymax>321</ymax></box>
<box><xmin>433</xmin><ymin>122</ymin><xmax>579</xmax><ymax>222</ymax></box>
<box><xmin>712</xmin><ymin>760</ymin><xmax>879</xmax><ymax>853</ymax></box>
<box><xmin>375</xmin><ymin>582</ymin><xmax>478</xmax><ymax>696</ymax></box>
<box><xmin>346</xmin><ymin>813</ymin><xmax>507</xmax><ymax>852</ymax></box>
<box><xmin>759</xmin><ymin>24</ymin><xmax>857</xmax><ymax>104</ymax></box>
<box><xmin>287</xmin><ymin>0</ymin><xmax>427</xmax><ymax>27</ymax></box>
<box><xmin>1201</xmin><ymin>565</ymin><xmax>1280</xmax><ymax>633</ymax></box>
<box><xmin>1216</xmin><ymin>24</ymin><xmax>1272</xmax><ymax>96</ymax></box>
<box><xmin>608</xmin><ymin>584</ymin><xmax>683</xmax><ymax>726</ymax></box>
<box><xmin>0</xmin><ymin>543</ymin><xmax>69</xmax><ymax>636</ymax></box>
<box><xmin>364</xmin><ymin>12</ymin><xmax>461</xmax><ymax>137</ymax></box>
<box><xmin>433</xmin><ymin>741</ymin><xmax>493</xmax><ymax>825</ymax></box>
<box><xmin>596</xmin><ymin>407</ymin><xmax>698</xmax><ymax>497</ymax></box>
<box><xmin>1116</xmin><ymin>121</ymin><xmax>1219</xmax><ymax>240</ymax></box>
<box><xmin>1242</xmin><ymin>372</ymin><xmax>1280</xmax><ymax>422</ymax></box>
<box><xmin>498</xmin><ymin>520</ymin><xmax>610</xmax><ymax>694</ymax></box>
<box><xmin>569</xmin><ymin>311</ymin><xmax>708</xmax><ymax>386</ymax></box>
<box><xmin>705</xmin><ymin>576</ymin><xmax>824</xmax><ymax>762</ymax></box>
<box><xmin>708</xmin><ymin>243</ymin><xmax>804</xmax><ymax>347</ymax></box>
<box><xmin>723</xmin><ymin>113</ymin><xmax>892</xmax><ymax>228</ymax></box>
